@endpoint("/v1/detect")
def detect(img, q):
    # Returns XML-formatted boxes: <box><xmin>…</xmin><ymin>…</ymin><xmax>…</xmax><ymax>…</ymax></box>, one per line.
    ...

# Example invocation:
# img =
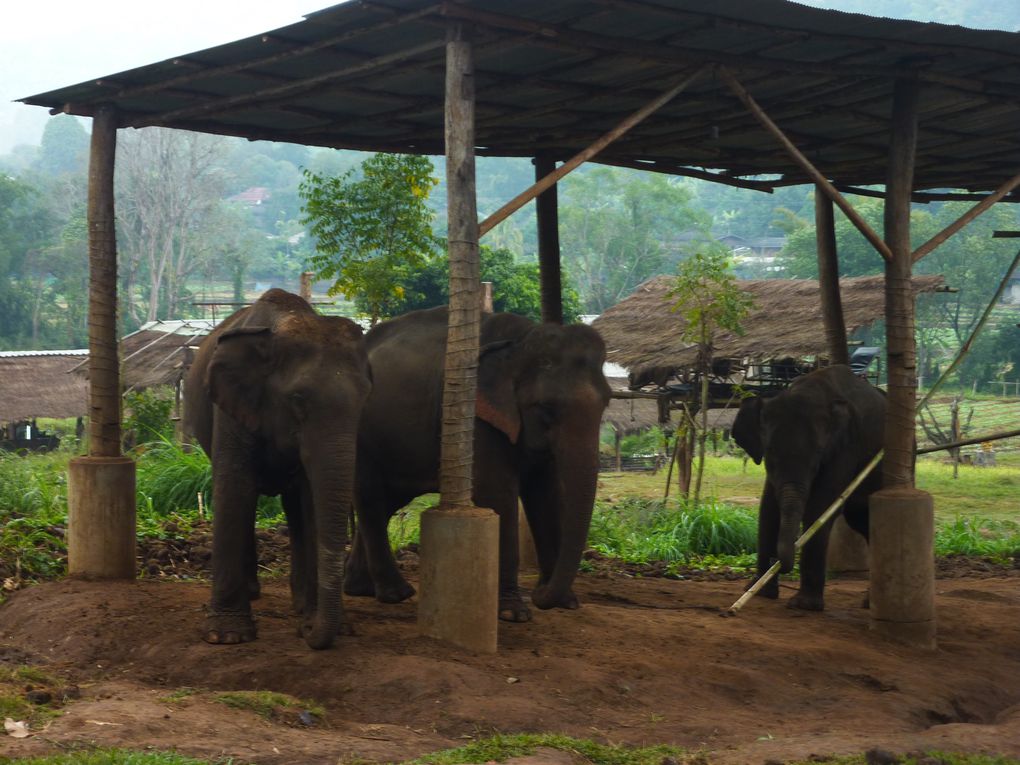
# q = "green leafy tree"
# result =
<box><xmin>670</xmin><ymin>252</ymin><xmax>754</xmax><ymax>502</ymax></box>
<box><xmin>399</xmin><ymin>246</ymin><xmax>583</xmax><ymax>323</ymax></box>
<box><xmin>300</xmin><ymin>153</ymin><xmax>439</xmax><ymax>324</ymax></box>
<box><xmin>33</xmin><ymin>116</ymin><xmax>89</xmax><ymax>177</ymax></box>
<box><xmin>560</xmin><ymin>166</ymin><xmax>711</xmax><ymax>313</ymax></box>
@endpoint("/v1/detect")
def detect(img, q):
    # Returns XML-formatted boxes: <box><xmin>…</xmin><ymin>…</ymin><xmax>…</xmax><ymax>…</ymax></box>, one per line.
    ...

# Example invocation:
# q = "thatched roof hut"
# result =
<box><xmin>119</xmin><ymin>320</ymin><xmax>215</xmax><ymax>391</ymax></box>
<box><xmin>593</xmin><ymin>275</ymin><xmax>945</xmax><ymax>371</ymax></box>
<box><xmin>0</xmin><ymin>350</ymin><xmax>89</xmax><ymax>424</ymax></box>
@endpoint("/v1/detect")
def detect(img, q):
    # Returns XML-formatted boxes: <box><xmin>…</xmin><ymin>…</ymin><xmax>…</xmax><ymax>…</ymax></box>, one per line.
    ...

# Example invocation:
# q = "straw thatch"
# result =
<box><xmin>593</xmin><ymin>275</ymin><xmax>945</xmax><ymax>371</ymax></box>
<box><xmin>0</xmin><ymin>351</ymin><xmax>89</xmax><ymax>423</ymax></box>
<box><xmin>602</xmin><ymin>380</ymin><xmax>661</xmax><ymax>434</ymax></box>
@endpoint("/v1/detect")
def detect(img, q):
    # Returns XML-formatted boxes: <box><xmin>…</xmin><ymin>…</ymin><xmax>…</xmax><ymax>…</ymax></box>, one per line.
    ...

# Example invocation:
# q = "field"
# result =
<box><xmin>0</xmin><ymin>432</ymin><xmax>1019</xmax><ymax>764</ymax></box>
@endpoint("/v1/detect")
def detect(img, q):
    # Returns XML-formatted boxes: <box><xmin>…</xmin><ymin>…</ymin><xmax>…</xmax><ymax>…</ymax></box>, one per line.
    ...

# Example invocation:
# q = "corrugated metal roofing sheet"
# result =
<box><xmin>18</xmin><ymin>0</ymin><xmax>1020</xmax><ymax>194</ymax></box>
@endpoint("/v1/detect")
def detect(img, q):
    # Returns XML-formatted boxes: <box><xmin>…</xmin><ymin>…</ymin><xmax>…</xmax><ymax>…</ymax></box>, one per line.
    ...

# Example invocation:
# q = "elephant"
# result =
<box><xmin>345</xmin><ymin>306</ymin><xmax>612</xmax><ymax>622</ymax></box>
<box><xmin>731</xmin><ymin>364</ymin><xmax>885</xmax><ymax>611</ymax></box>
<box><xmin>184</xmin><ymin>288</ymin><xmax>372</xmax><ymax>648</ymax></box>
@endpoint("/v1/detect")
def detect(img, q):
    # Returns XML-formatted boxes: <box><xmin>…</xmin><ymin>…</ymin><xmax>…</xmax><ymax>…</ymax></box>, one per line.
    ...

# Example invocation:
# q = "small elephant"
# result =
<box><xmin>731</xmin><ymin>364</ymin><xmax>884</xmax><ymax>611</ymax></box>
<box><xmin>184</xmin><ymin>289</ymin><xmax>371</xmax><ymax>648</ymax></box>
<box><xmin>346</xmin><ymin>306</ymin><xmax>611</xmax><ymax>622</ymax></box>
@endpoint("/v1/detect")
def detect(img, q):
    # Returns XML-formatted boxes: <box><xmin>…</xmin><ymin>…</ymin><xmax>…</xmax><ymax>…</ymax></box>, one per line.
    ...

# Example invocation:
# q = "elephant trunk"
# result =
<box><xmin>302</xmin><ymin>435</ymin><xmax>357</xmax><ymax>650</ymax></box>
<box><xmin>530</xmin><ymin>417</ymin><xmax>601</xmax><ymax>611</ymax></box>
<box><xmin>776</xmin><ymin>482</ymin><xmax>806</xmax><ymax>574</ymax></box>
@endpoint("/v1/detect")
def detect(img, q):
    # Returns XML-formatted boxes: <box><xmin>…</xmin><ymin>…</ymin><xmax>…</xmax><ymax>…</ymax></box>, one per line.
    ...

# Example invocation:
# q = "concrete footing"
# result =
<box><xmin>869</xmin><ymin>487</ymin><xmax>936</xmax><ymax>649</ymax></box>
<box><xmin>827</xmin><ymin>514</ymin><xmax>870</xmax><ymax>575</ymax></box>
<box><xmin>418</xmin><ymin>505</ymin><xmax>499</xmax><ymax>653</ymax></box>
<box><xmin>67</xmin><ymin>456</ymin><xmax>137</xmax><ymax>579</ymax></box>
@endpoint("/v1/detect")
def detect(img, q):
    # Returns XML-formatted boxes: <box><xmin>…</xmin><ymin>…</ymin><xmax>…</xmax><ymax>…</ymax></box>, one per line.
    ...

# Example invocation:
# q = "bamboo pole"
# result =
<box><xmin>912</xmin><ymin>171</ymin><xmax>1020</xmax><ymax>263</ymax></box>
<box><xmin>719</xmin><ymin>68</ymin><xmax>892</xmax><ymax>263</ymax></box>
<box><xmin>723</xmin><ymin>450</ymin><xmax>884</xmax><ymax>616</ymax></box>
<box><xmin>478</xmin><ymin>66</ymin><xmax>708</xmax><ymax>236</ymax></box>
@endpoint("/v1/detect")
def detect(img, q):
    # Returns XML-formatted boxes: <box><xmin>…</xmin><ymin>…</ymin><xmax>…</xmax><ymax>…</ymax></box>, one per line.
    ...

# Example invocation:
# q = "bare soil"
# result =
<box><xmin>2</xmin><ymin>546</ymin><xmax>1020</xmax><ymax>765</ymax></box>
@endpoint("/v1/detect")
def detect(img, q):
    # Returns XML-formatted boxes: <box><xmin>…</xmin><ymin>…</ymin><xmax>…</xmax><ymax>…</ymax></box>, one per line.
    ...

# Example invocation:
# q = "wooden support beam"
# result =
<box><xmin>719</xmin><ymin>68</ymin><xmax>893</xmax><ymax>263</ymax></box>
<box><xmin>86</xmin><ymin>105</ymin><xmax>122</xmax><ymax>457</ymax></box>
<box><xmin>534</xmin><ymin>154</ymin><xmax>563</xmax><ymax>324</ymax></box>
<box><xmin>478</xmin><ymin>66</ymin><xmax>707</xmax><ymax>236</ymax></box>
<box><xmin>815</xmin><ymin>190</ymin><xmax>849</xmax><ymax>366</ymax></box>
<box><xmin>882</xmin><ymin>78</ymin><xmax>921</xmax><ymax>488</ymax></box>
<box><xmin>912</xmin><ymin>170</ymin><xmax>1020</xmax><ymax>263</ymax></box>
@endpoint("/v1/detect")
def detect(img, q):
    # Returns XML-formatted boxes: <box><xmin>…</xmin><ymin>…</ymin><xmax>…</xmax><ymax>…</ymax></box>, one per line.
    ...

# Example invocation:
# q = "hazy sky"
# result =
<box><xmin>1</xmin><ymin>0</ymin><xmax>320</xmax><ymax>153</ymax></box>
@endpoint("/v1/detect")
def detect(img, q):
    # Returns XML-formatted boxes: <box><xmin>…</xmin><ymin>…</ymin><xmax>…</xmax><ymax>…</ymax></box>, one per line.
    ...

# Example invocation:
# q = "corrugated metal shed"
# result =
<box><xmin>18</xmin><ymin>0</ymin><xmax>1020</xmax><ymax>195</ymax></box>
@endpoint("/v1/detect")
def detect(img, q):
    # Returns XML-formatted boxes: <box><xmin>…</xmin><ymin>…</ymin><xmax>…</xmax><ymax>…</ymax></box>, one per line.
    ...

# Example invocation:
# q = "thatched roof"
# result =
<box><xmin>72</xmin><ymin>320</ymin><xmax>216</xmax><ymax>391</ymax></box>
<box><xmin>593</xmin><ymin>275</ymin><xmax>945</xmax><ymax>370</ymax></box>
<box><xmin>0</xmin><ymin>351</ymin><xmax>89</xmax><ymax>423</ymax></box>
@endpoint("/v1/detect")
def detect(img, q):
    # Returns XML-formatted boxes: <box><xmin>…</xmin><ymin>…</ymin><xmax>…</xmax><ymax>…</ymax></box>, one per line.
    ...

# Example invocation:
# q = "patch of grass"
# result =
<box><xmin>405</xmin><ymin>732</ymin><xmax>690</xmax><ymax>765</ymax></box>
<box><xmin>590</xmin><ymin>496</ymin><xmax>757</xmax><ymax>564</ymax></box>
<box><xmin>0</xmin><ymin>749</ymin><xmax>221</xmax><ymax>765</ymax></box>
<box><xmin>0</xmin><ymin>664</ymin><xmax>66</xmax><ymax>732</ymax></box>
<box><xmin>213</xmin><ymin>690</ymin><xmax>323</xmax><ymax>720</ymax></box>
<box><xmin>157</xmin><ymin>687</ymin><xmax>201</xmax><ymax>703</ymax></box>
<box><xmin>785</xmin><ymin>753</ymin><xmax>1020</xmax><ymax>765</ymax></box>
<box><xmin>935</xmin><ymin>515</ymin><xmax>1020</xmax><ymax>560</ymax></box>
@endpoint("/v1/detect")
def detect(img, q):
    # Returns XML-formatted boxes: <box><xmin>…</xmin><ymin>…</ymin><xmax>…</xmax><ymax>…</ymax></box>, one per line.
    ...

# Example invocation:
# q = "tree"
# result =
<box><xmin>670</xmin><ymin>251</ymin><xmax>754</xmax><ymax>502</ymax></box>
<box><xmin>559</xmin><ymin>166</ymin><xmax>712</xmax><ymax>313</ymax></box>
<box><xmin>399</xmin><ymin>246</ymin><xmax>583</xmax><ymax>323</ymax></box>
<box><xmin>116</xmin><ymin>127</ymin><xmax>228</xmax><ymax>326</ymax></box>
<box><xmin>300</xmin><ymin>153</ymin><xmax>439</xmax><ymax>325</ymax></box>
<box><xmin>33</xmin><ymin>116</ymin><xmax>89</xmax><ymax>177</ymax></box>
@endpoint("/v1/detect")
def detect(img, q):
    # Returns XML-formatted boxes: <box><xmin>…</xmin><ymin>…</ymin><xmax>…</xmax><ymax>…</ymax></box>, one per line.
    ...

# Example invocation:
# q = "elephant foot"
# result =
<box><xmin>204</xmin><ymin>610</ymin><xmax>257</xmax><ymax>645</ymax></box>
<box><xmin>343</xmin><ymin>567</ymin><xmax>376</xmax><ymax>598</ymax></box>
<box><xmin>295</xmin><ymin>617</ymin><xmax>356</xmax><ymax>639</ymax></box>
<box><xmin>376</xmin><ymin>578</ymin><xmax>416</xmax><ymax>604</ymax></box>
<box><xmin>499</xmin><ymin>594</ymin><xmax>532</xmax><ymax>623</ymax></box>
<box><xmin>530</xmin><ymin>585</ymin><xmax>580</xmax><ymax>611</ymax></box>
<box><xmin>247</xmin><ymin>579</ymin><xmax>261</xmax><ymax>601</ymax></box>
<box><xmin>787</xmin><ymin>591</ymin><xmax>824</xmax><ymax>611</ymax></box>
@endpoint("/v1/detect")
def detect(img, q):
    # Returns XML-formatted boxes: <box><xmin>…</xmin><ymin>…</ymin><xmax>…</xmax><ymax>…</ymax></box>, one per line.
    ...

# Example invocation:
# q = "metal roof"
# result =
<box><xmin>18</xmin><ymin>0</ymin><xmax>1020</xmax><ymax>195</ymax></box>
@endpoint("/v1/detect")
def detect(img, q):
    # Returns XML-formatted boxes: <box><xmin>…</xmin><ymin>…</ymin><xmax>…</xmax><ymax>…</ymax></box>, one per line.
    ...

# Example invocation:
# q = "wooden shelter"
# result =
<box><xmin>20</xmin><ymin>0</ymin><xmax>1020</xmax><ymax>648</ymax></box>
<box><xmin>0</xmin><ymin>351</ymin><xmax>89</xmax><ymax>450</ymax></box>
<box><xmin>595</xmin><ymin>274</ymin><xmax>945</xmax><ymax>372</ymax></box>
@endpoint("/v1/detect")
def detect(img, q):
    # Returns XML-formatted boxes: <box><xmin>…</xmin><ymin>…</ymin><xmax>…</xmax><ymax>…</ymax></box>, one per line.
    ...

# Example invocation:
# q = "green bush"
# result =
<box><xmin>124</xmin><ymin>388</ymin><xmax>175</xmax><ymax>444</ymax></box>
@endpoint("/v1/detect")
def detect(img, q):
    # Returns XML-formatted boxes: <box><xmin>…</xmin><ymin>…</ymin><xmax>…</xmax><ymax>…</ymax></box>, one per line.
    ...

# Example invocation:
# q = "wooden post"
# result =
<box><xmin>870</xmin><ymin>78</ymin><xmax>935</xmax><ymax>649</ymax></box>
<box><xmin>534</xmin><ymin>154</ymin><xmax>563</xmax><ymax>324</ymax></box>
<box><xmin>68</xmin><ymin>105</ymin><xmax>136</xmax><ymax>580</ymax></box>
<box><xmin>815</xmin><ymin>190</ymin><xmax>849</xmax><ymax>366</ymax></box>
<box><xmin>299</xmin><ymin>271</ymin><xmax>313</xmax><ymax>303</ymax></box>
<box><xmin>418</xmin><ymin>26</ymin><xmax>498</xmax><ymax>654</ymax></box>
<box><xmin>480</xmin><ymin>281</ymin><xmax>494</xmax><ymax>313</ymax></box>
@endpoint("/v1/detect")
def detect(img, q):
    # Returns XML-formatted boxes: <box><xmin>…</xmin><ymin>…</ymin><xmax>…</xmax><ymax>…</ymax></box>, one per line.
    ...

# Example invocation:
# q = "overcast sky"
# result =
<box><xmin>1</xmin><ymin>0</ymin><xmax>320</xmax><ymax>153</ymax></box>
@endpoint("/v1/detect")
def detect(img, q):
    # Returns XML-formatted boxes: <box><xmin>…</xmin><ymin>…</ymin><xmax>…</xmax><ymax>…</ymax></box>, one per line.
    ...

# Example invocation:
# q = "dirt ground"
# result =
<box><xmin>2</xmin><ymin>552</ymin><xmax>1020</xmax><ymax>765</ymax></box>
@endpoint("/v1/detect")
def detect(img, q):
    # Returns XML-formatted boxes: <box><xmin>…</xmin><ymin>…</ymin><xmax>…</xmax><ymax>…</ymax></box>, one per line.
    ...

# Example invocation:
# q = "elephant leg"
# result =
<box><xmin>282</xmin><ymin>483</ymin><xmax>311</xmax><ymax>616</ymax></box>
<box><xmin>346</xmin><ymin>482</ymin><xmax>414</xmax><ymax>604</ymax></box>
<box><xmin>519</xmin><ymin>462</ymin><xmax>578</xmax><ymax>614</ymax></box>
<box><xmin>205</xmin><ymin>424</ymin><xmax>259</xmax><ymax>644</ymax></box>
<box><xmin>788</xmin><ymin>506</ymin><xmax>832</xmax><ymax>612</ymax></box>
<box><xmin>244</xmin><ymin>522</ymin><xmax>260</xmax><ymax>601</ymax></box>
<box><xmin>751</xmin><ymin>482</ymin><xmax>780</xmax><ymax>600</ymax></box>
<box><xmin>476</xmin><ymin>475</ymin><xmax>529</xmax><ymax>622</ymax></box>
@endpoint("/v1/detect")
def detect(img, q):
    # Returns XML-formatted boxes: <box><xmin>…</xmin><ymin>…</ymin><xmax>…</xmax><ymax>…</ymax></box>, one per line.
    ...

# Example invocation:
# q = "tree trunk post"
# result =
<box><xmin>534</xmin><ymin>154</ymin><xmax>563</xmax><ymax>324</ymax></box>
<box><xmin>68</xmin><ymin>105</ymin><xmax>136</xmax><ymax>580</ymax></box>
<box><xmin>419</xmin><ymin>26</ymin><xmax>498</xmax><ymax>653</ymax></box>
<box><xmin>869</xmin><ymin>78</ymin><xmax>936</xmax><ymax>648</ymax></box>
<box><xmin>816</xmin><ymin>188</ymin><xmax>868</xmax><ymax>573</ymax></box>
<box><xmin>299</xmin><ymin>271</ymin><xmax>313</xmax><ymax>303</ymax></box>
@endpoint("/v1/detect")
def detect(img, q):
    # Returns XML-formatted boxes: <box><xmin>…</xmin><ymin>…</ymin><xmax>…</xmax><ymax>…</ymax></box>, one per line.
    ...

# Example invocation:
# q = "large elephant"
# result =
<box><xmin>184</xmin><ymin>289</ymin><xmax>371</xmax><ymax>648</ymax></box>
<box><xmin>731</xmin><ymin>364</ymin><xmax>885</xmax><ymax>611</ymax></box>
<box><xmin>345</xmin><ymin>307</ymin><xmax>611</xmax><ymax>622</ymax></box>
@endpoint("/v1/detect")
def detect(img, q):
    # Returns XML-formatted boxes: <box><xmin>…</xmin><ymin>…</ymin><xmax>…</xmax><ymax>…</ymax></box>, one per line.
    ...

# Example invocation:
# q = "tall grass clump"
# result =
<box><xmin>935</xmin><ymin>515</ymin><xmax>1020</xmax><ymax>560</ymax></box>
<box><xmin>589</xmin><ymin>496</ymin><xmax>756</xmax><ymax>564</ymax></box>
<box><xmin>0</xmin><ymin>451</ymin><xmax>70</xmax><ymax>582</ymax></box>
<box><xmin>133</xmin><ymin>438</ymin><xmax>283</xmax><ymax>530</ymax></box>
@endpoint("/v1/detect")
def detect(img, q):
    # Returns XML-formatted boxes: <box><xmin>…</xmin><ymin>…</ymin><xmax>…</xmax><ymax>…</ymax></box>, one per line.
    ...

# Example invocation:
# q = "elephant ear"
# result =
<box><xmin>206</xmin><ymin>326</ymin><xmax>271</xmax><ymax>432</ymax></box>
<box><xmin>732</xmin><ymin>396</ymin><xmax>764</xmax><ymax>464</ymax></box>
<box><xmin>826</xmin><ymin>398</ymin><xmax>853</xmax><ymax>455</ymax></box>
<box><xmin>475</xmin><ymin>339</ymin><xmax>520</xmax><ymax>444</ymax></box>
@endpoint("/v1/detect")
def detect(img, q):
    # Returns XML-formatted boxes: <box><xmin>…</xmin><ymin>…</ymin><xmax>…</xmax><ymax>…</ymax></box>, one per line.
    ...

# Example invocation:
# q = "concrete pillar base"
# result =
<box><xmin>827</xmin><ymin>514</ymin><xmax>870</xmax><ymax>576</ymax></box>
<box><xmin>869</xmin><ymin>487</ymin><xmax>936</xmax><ymax>649</ymax></box>
<box><xmin>418</xmin><ymin>506</ymin><xmax>499</xmax><ymax>653</ymax></box>
<box><xmin>518</xmin><ymin>503</ymin><xmax>539</xmax><ymax>572</ymax></box>
<box><xmin>67</xmin><ymin>456</ymin><xmax>137</xmax><ymax>580</ymax></box>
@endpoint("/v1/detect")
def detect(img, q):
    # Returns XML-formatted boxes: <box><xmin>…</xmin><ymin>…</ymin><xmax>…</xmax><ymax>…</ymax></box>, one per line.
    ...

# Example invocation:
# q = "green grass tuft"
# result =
<box><xmin>406</xmin><ymin>732</ymin><xmax>689</xmax><ymax>765</ymax></box>
<box><xmin>0</xmin><ymin>749</ymin><xmax>221</xmax><ymax>765</ymax></box>
<box><xmin>213</xmin><ymin>689</ymin><xmax>323</xmax><ymax>720</ymax></box>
